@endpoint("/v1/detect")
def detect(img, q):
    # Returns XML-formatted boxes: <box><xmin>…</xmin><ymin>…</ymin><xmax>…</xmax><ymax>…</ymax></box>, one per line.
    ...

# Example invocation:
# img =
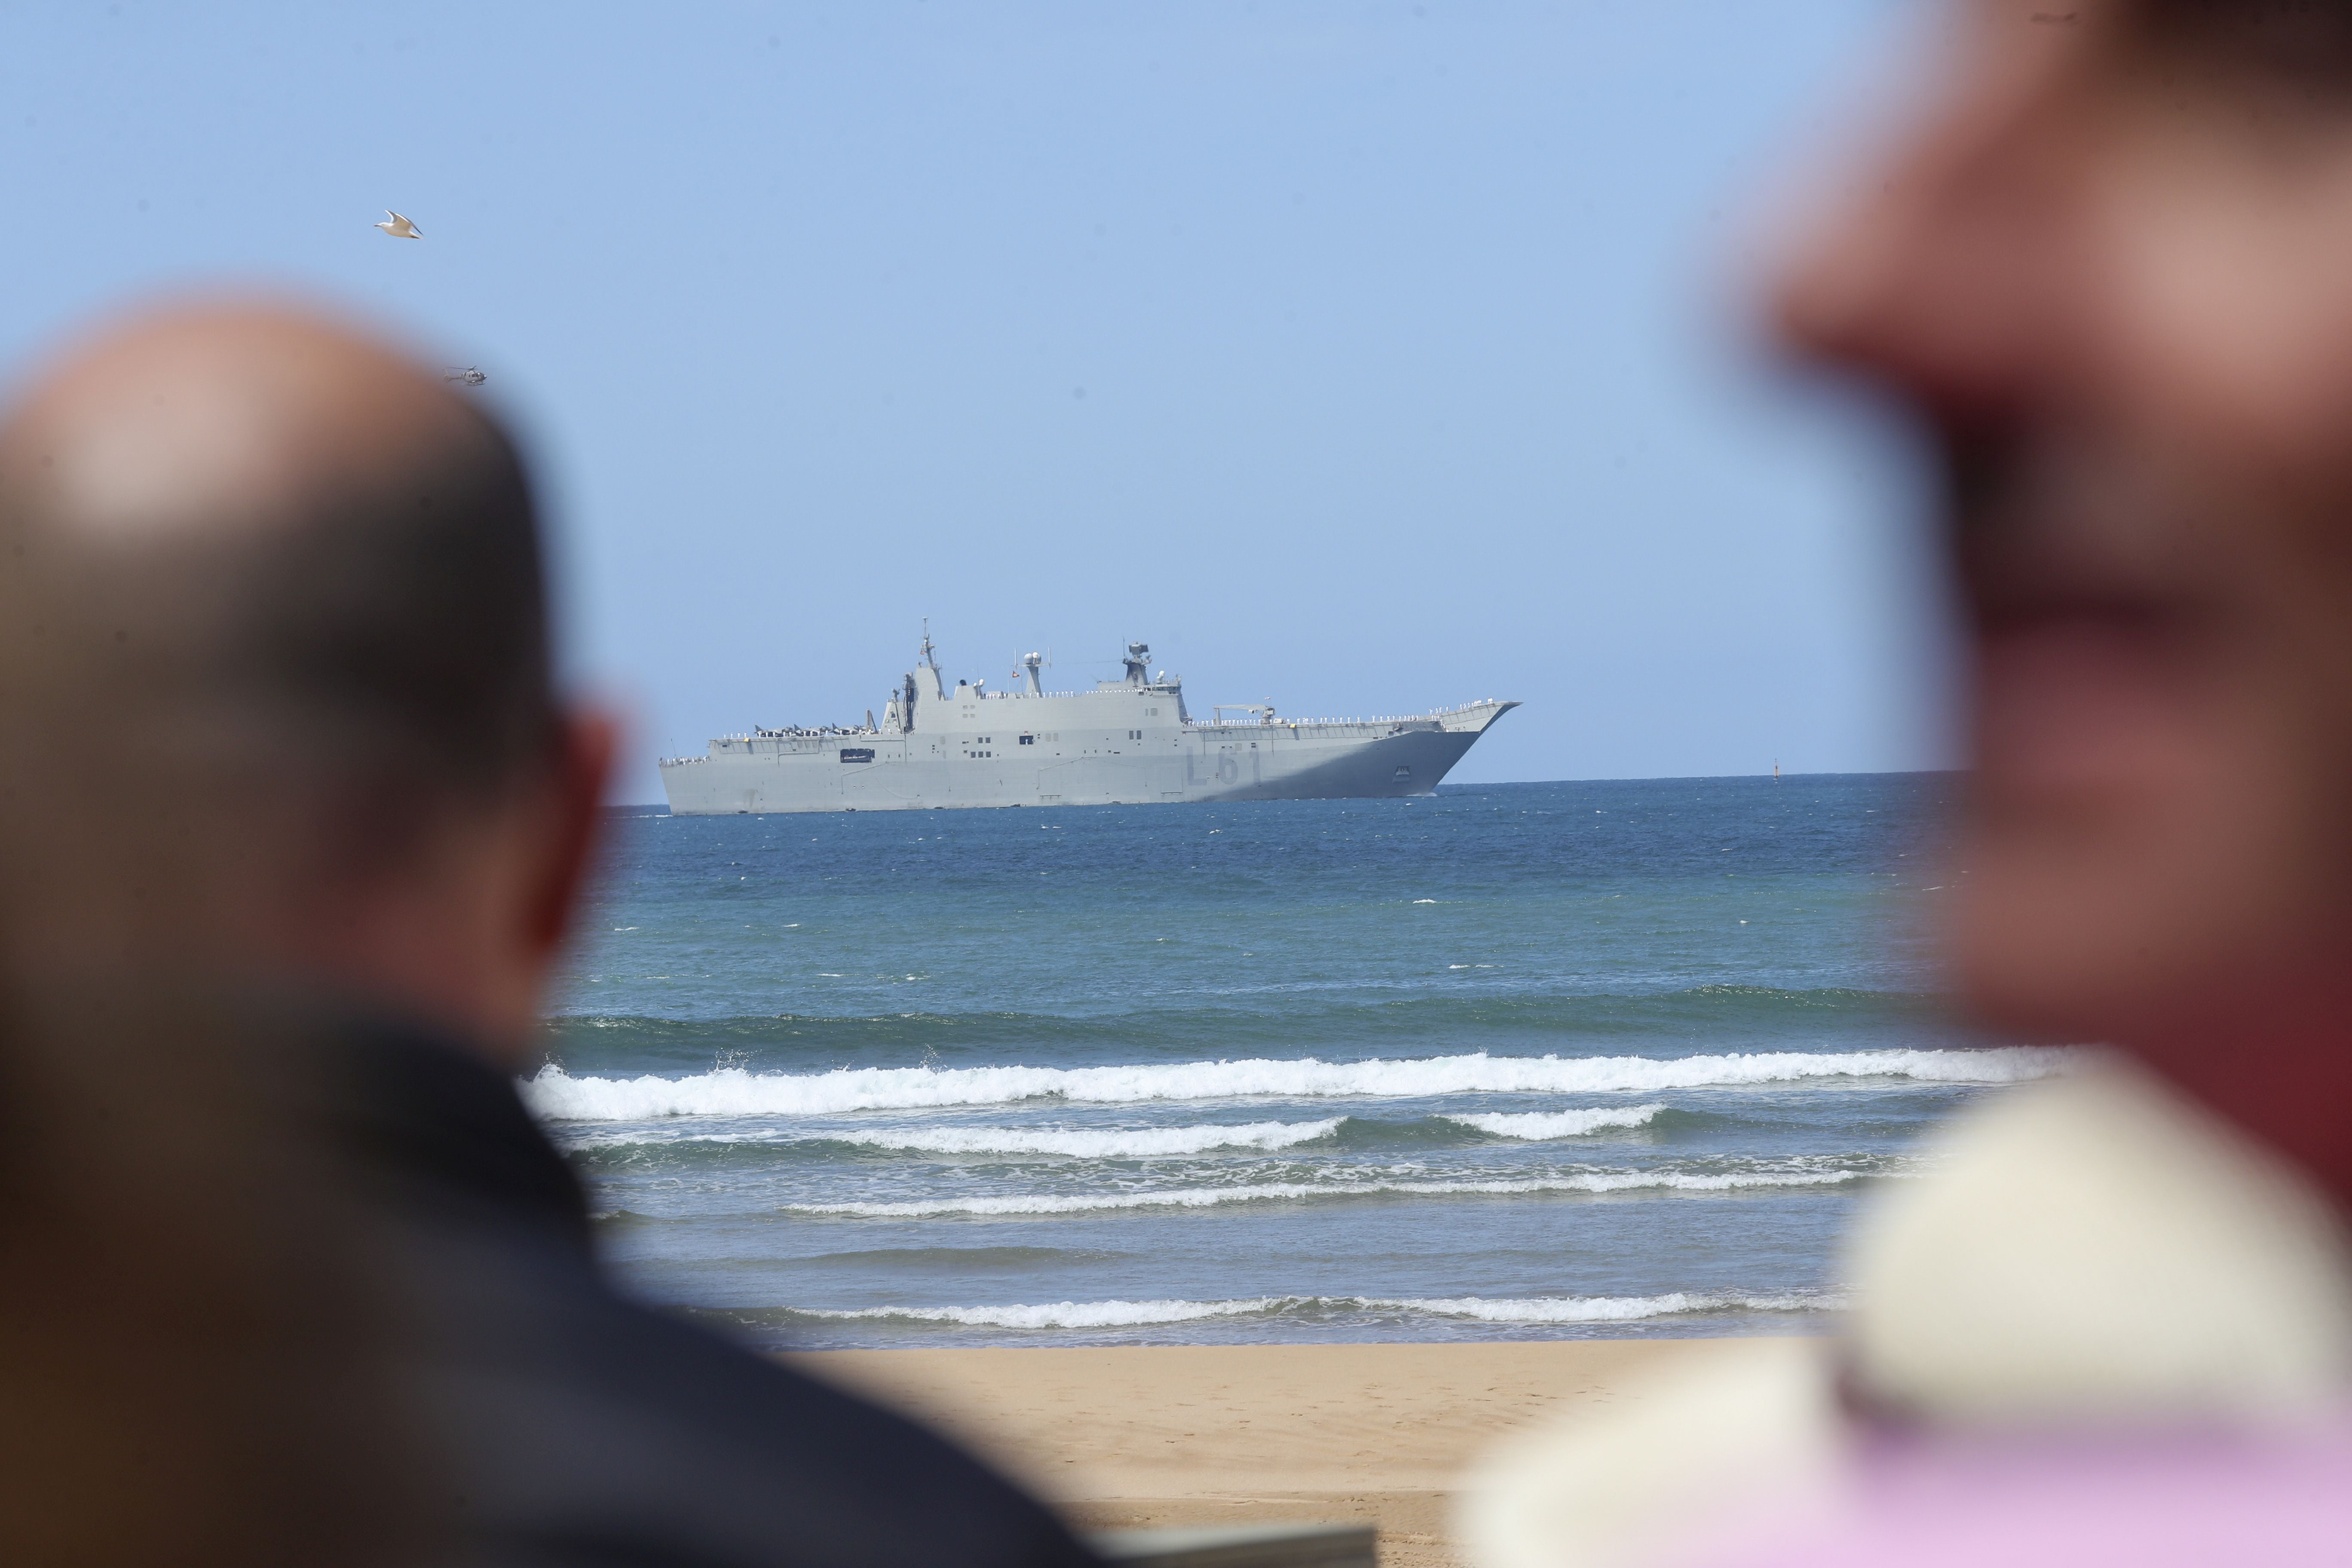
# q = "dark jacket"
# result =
<box><xmin>331</xmin><ymin>1017</ymin><xmax>1100</xmax><ymax>1568</ymax></box>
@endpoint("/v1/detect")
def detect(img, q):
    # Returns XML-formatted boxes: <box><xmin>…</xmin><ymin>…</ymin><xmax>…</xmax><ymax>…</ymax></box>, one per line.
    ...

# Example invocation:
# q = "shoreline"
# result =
<box><xmin>794</xmin><ymin>1337</ymin><xmax>1790</xmax><ymax>1568</ymax></box>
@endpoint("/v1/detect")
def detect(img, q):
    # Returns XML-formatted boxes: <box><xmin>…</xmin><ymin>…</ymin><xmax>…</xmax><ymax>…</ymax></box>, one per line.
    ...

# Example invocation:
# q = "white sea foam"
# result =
<box><xmin>805</xmin><ymin>1297</ymin><xmax>1283</xmax><ymax>1328</ymax></box>
<box><xmin>522</xmin><ymin>1046</ymin><xmax>2070</xmax><ymax>1122</ymax></box>
<box><xmin>789</xmin><ymin>1291</ymin><xmax>1836</xmax><ymax>1329</ymax></box>
<box><xmin>1370</xmin><ymin>1290</ymin><xmax>1834</xmax><ymax>1323</ymax></box>
<box><xmin>563</xmin><ymin>1118</ymin><xmax>1346</xmax><ymax>1158</ymax></box>
<box><xmin>786</xmin><ymin>1166</ymin><xmax>1865</xmax><ymax>1218</ymax></box>
<box><xmin>701</xmin><ymin>1108</ymin><xmax>1640</xmax><ymax>1156</ymax></box>
<box><xmin>1444</xmin><ymin>1105</ymin><xmax>1667</xmax><ymax>1139</ymax></box>
<box><xmin>827</xmin><ymin>1120</ymin><xmax>1343</xmax><ymax>1159</ymax></box>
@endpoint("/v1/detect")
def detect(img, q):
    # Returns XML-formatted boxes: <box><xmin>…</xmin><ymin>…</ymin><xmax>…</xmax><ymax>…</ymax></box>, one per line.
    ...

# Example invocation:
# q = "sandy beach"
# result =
<box><xmin>797</xmin><ymin>1338</ymin><xmax>1769</xmax><ymax>1568</ymax></box>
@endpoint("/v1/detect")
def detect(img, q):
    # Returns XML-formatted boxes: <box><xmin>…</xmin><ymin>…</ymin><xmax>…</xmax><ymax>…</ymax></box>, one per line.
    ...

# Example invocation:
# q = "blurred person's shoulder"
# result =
<box><xmin>312</xmin><ymin>1004</ymin><xmax>1099</xmax><ymax>1568</ymax></box>
<box><xmin>1458</xmin><ymin>1064</ymin><xmax>2352</xmax><ymax>1568</ymax></box>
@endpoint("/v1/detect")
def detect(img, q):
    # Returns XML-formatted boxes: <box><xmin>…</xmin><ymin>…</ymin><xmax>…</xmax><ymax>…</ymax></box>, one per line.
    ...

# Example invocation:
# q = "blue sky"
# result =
<box><xmin>2</xmin><ymin>1</ymin><xmax>1940</xmax><ymax>800</ymax></box>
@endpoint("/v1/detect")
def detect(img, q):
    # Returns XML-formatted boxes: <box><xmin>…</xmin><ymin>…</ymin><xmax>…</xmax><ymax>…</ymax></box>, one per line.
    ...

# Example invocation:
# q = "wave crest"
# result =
<box><xmin>824</xmin><ymin>1120</ymin><xmax>1342</xmax><ymax>1159</ymax></box>
<box><xmin>1444</xmin><ymin>1105</ymin><xmax>1666</xmax><ymax>1139</ymax></box>
<box><xmin>788</xmin><ymin>1290</ymin><xmax>1837</xmax><ymax>1329</ymax></box>
<box><xmin>522</xmin><ymin>1047</ymin><xmax>2068</xmax><ymax>1122</ymax></box>
<box><xmin>787</xmin><ymin>1165</ymin><xmax>1868</xmax><ymax>1218</ymax></box>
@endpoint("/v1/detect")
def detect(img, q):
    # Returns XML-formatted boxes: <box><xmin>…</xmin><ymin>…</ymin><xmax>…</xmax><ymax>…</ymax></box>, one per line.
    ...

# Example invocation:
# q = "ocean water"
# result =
<box><xmin>539</xmin><ymin>773</ymin><xmax>2048</xmax><ymax>1349</ymax></box>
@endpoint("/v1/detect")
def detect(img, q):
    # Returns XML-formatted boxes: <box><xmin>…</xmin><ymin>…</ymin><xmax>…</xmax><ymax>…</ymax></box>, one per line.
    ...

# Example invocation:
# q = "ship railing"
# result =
<box><xmin>1188</xmin><ymin>699</ymin><xmax>1501</xmax><ymax>730</ymax></box>
<box><xmin>1187</xmin><ymin>719</ymin><xmax>1431</xmax><ymax>732</ymax></box>
<box><xmin>751</xmin><ymin>727</ymin><xmax>883</xmax><ymax>738</ymax></box>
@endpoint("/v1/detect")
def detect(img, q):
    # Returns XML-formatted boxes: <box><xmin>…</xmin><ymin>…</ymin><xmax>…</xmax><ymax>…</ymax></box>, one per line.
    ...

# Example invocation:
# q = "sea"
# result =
<box><xmin>534</xmin><ymin>773</ymin><xmax>2063</xmax><ymax>1351</ymax></box>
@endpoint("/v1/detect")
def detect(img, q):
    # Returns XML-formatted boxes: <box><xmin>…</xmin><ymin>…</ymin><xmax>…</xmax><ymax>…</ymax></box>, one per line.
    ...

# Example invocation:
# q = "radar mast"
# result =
<box><xmin>916</xmin><ymin>620</ymin><xmax>946</xmax><ymax>700</ymax></box>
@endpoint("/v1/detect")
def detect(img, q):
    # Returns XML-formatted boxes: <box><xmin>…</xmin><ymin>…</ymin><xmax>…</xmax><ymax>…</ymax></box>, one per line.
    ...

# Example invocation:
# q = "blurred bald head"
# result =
<box><xmin>14</xmin><ymin>308</ymin><xmax>465</xmax><ymax>535</ymax></box>
<box><xmin>0</xmin><ymin>304</ymin><xmax>554</xmax><ymax>793</ymax></box>
<box><xmin>0</xmin><ymin>303</ymin><xmax>599</xmax><ymax>1055</ymax></box>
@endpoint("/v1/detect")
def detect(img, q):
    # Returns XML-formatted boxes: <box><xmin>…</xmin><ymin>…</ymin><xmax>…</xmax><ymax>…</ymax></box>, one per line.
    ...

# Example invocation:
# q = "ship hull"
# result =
<box><xmin>660</xmin><ymin>701</ymin><xmax>1516</xmax><ymax>815</ymax></box>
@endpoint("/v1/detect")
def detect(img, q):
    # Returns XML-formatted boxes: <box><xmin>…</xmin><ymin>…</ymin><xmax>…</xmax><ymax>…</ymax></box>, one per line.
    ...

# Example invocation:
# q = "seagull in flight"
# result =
<box><xmin>375</xmin><ymin>210</ymin><xmax>422</xmax><ymax>239</ymax></box>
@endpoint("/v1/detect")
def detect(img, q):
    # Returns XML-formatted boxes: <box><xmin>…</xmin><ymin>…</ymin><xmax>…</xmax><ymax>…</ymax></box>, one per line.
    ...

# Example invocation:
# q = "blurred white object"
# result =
<box><xmin>1455</xmin><ymin>1064</ymin><xmax>2352</xmax><ymax>1568</ymax></box>
<box><xmin>374</xmin><ymin>210</ymin><xmax>421</xmax><ymax>239</ymax></box>
<box><xmin>1459</xmin><ymin>1337</ymin><xmax>1844</xmax><ymax>1568</ymax></box>
<box><xmin>1847</xmin><ymin>1066</ymin><xmax>2352</xmax><ymax>1428</ymax></box>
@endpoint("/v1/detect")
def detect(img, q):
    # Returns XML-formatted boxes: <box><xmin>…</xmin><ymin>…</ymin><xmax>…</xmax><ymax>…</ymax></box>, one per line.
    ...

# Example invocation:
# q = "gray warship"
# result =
<box><xmin>658</xmin><ymin>631</ymin><xmax>1518</xmax><ymax>815</ymax></box>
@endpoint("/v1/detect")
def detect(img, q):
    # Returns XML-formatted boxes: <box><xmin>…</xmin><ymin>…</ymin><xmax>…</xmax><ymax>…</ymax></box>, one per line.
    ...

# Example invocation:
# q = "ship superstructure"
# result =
<box><xmin>659</xmin><ymin>631</ymin><xmax>1516</xmax><ymax>815</ymax></box>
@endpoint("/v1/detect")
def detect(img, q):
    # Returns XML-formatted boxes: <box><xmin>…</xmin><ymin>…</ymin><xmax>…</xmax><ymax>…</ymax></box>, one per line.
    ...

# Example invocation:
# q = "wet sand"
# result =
<box><xmin>796</xmin><ymin>1338</ymin><xmax>1768</xmax><ymax>1568</ymax></box>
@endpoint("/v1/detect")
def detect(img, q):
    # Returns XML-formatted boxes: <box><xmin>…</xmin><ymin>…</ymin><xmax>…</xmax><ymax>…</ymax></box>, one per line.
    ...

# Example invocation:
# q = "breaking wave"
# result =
<box><xmin>1444</xmin><ymin>1105</ymin><xmax>1666</xmax><ymax>1139</ymax></box>
<box><xmin>808</xmin><ymin>1297</ymin><xmax>1275</xmax><ymax>1329</ymax></box>
<box><xmin>523</xmin><ymin>1046</ymin><xmax>2068</xmax><ymax>1122</ymax></box>
<box><xmin>784</xmin><ymin>1290</ymin><xmax>1837</xmax><ymax>1329</ymax></box>
<box><xmin>564</xmin><ymin>1109</ymin><xmax>1685</xmax><ymax>1161</ymax></box>
<box><xmin>821</xmin><ymin>1120</ymin><xmax>1342</xmax><ymax>1158</ymax></box>
<box><xmin>786</xmin><ymin>1165</ymin><xmax>1869</xmax><ymax>1218</ymax></box>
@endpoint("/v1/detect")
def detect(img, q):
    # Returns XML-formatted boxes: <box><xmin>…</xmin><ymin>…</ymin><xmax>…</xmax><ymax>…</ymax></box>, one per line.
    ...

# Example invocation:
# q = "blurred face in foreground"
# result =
<box><xmin>1779</xmin><ymin>1</ymin><xmax>2352</xmax><ymax>1193</ymax></box>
